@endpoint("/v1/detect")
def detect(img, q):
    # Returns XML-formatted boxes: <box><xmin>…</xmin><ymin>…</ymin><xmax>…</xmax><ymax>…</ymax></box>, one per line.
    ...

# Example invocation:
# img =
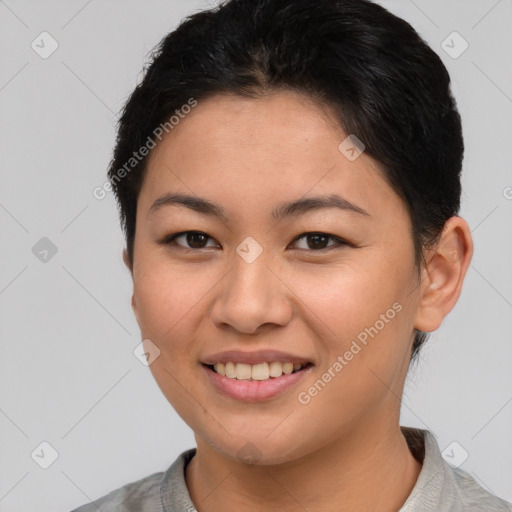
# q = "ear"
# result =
<box><xmin>122</xmin><ymin>248</ymin><xmax>132</xmax><ymax>273</ymax></box>
<box><xmin>122</xmin><ymin>248</ymin><xmax>140</xmax><ymax>323</ymax></box>
<box><xmin>413</xmin><ymin>216</ymin><xmax>473</xmax><ymax>333</ymax></box>
<box><xmin>131</xmin><ymin>292</ymin><xmax>140</xmax><ymax>325</ymax></box>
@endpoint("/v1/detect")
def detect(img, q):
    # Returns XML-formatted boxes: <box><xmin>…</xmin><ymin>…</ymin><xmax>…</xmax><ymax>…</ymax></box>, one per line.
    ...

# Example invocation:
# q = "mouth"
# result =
<box><xmin>201</xmin><ymin>357</ymin><xmax>314</xmax><ymax>402</ymax></box>
<box><xmin>203</xmin><ymin>361</ymin><xmax>313</xmax><ymax>381</ymax></box>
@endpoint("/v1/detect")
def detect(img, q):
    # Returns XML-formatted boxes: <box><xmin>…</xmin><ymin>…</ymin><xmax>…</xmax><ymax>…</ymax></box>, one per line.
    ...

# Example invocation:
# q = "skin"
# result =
<box><xmin>123</xmin><ymin>91</ymin><xmax>473</xmax><ymax>511</ymax></box>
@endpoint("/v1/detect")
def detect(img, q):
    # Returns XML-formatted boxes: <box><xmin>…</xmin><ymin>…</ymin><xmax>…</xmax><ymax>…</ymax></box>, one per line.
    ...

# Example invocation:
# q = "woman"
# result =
<box><xmin>73</xmin><ymin>0</ymin><xmax>512</xmax><ymax>510</ymax></box>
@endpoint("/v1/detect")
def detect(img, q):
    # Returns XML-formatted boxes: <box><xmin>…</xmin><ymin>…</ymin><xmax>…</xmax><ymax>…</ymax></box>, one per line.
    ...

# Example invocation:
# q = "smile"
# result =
<box><xmin>207</xmin><ymin>361</ymin><xmax>310</xmax><ymax>381</ymax></box>
<box><xmin>201</xmin><ymin>361</ymin><xmax>313</xmax><ymax>402</ymax></box>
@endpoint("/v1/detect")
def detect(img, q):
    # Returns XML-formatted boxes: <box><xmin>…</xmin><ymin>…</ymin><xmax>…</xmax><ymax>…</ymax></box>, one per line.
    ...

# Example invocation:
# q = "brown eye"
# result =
<box><xmin>291</xmin><ymin>232</ymin><xmax>348</xmax><ymax>251</ymax></box>
<box><xmin>183</xmin><ymin>232</ymin><xmax>209</xmax><ymax>248</ymax></box>
<box><xmin>306</xmin><ymin>233</ymin><xmax>329</xmax><ymax>250</ymax></box>
<box><xmin>161</xmin><ymin>231</ymin><xmax>219</xmax><ymax>250</ymax></box>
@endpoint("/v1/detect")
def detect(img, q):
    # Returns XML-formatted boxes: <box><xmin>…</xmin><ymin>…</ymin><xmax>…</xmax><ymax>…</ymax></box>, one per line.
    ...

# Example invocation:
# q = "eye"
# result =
<box><xmin>159</xmin><ymin>231</ymin><xmax>349</xmax><ymax>252</ymax></box>
<box><xmin>289</xmin><ymin>232</ymin><xmax>349</xmax><ymax>251</ymax></box>
<box><xmin>160</xmin><ymin>231</ymin><xmax>220</xmax><ymax>250</ymax></box>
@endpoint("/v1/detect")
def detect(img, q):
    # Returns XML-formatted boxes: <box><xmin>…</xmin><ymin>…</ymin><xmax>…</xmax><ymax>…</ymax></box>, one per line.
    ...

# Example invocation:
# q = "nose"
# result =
<box><xmin>210</xmin><ymin>252</ymin><xmax>293</xmax><ymax>335</ymax></box>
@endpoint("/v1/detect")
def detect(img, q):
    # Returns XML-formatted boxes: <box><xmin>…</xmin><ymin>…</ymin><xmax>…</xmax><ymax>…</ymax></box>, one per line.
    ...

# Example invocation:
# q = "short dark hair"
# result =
<box><xmin>108</xmin><ymin>0</ymin><xmax>464</xmax><ymax>363</ymax></box>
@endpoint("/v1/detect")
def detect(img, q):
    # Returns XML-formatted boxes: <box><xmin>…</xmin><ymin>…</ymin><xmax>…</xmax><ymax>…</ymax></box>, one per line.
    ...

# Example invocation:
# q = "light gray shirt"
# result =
<box><xmin>71</xmin><ymin>427</ymin><xmax>512</xmax><ymax>511</ymax></box>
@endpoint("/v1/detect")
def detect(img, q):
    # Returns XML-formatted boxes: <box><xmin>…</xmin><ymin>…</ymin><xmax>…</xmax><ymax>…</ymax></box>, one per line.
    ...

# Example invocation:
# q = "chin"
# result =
<box><xmin>197</xmin><ymin>428</ymin><xmax>319</xmax><ymax>467</ymax></box>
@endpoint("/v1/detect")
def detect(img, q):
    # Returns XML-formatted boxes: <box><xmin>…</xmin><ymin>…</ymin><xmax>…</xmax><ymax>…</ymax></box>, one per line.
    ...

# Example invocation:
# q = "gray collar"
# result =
<box><xmin>158</xmin><ymin>427</ymin><xmax>510</xmax><ymax>511</ymax></box>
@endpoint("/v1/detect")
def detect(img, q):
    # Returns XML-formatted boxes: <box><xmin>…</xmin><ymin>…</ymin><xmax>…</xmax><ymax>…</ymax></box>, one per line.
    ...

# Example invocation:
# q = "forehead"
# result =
<box><xmin>139</xmin><ymin>91</ymin><xmax>407</xmax><ymax>224</ymax></box>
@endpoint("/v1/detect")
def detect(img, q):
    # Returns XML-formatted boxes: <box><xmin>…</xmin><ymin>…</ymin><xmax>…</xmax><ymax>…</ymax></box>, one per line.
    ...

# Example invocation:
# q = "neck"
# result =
<box><xmin>185</xmin><ymin>421</ymin><xmax>423</xmax><ymax>512</ymax></box>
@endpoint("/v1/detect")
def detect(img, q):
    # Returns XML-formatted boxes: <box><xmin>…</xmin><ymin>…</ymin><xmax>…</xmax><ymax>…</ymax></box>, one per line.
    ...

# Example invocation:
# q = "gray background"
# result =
<box><xmin>0</xmin><ymin>0</ymin><xmax>511</xmax><ymax>510</ymax></box>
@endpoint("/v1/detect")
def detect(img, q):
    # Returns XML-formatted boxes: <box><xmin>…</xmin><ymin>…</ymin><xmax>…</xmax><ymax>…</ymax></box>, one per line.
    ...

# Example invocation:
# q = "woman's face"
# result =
<box><xmin>130</xmin><ymin>91</ymin><xmax>422</xmax><ymax>464</ymax></box>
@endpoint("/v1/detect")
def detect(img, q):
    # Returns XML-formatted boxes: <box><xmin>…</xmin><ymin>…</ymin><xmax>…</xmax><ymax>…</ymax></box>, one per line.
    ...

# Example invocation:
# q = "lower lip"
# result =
<box><xmin>202</xmin><ymin>364</ymin><xmax>312</xmax><ymax>402</ymax></box>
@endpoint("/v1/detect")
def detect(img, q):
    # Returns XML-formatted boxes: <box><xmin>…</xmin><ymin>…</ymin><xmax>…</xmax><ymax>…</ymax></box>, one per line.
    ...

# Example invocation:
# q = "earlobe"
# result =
<box><xmin>131</xmin><ymin>293</ymin><xmax>140</xmax><ymax>324</ymax></box>
<box><xmin>122</xmin><ymin>248</ymin><xmax>132</xmax><ymax>273</ymax></box>
<box><xmin>122</xmin><ymin>248</ymin><xmax>139</xmax><ymax>323</ymax></box>
<box><xmin>414</xmin><ymin>217</ymin><xmax>473</xmax><ymax>333</ymax></box>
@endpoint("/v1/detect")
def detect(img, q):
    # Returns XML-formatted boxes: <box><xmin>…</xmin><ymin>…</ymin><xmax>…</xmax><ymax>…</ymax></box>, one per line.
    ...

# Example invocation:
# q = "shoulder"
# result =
<box><xmin>70</xmin><ymin>471</ymin><xmax>164</xmax><ymax>512</ymax></box>
<box><xmin>447</xmin><ymin>465</ymin><xmax>512</xmax><ymax>511</ymax></box>
<box><xmin>70</xmin><ymin>449</ymin><xmax>196</xmax><ymax>512</ymax></box>
<box><xmin>400</xmin><ymin>427</ymin><xmax>512</xmax><ymax>511</ymax></box>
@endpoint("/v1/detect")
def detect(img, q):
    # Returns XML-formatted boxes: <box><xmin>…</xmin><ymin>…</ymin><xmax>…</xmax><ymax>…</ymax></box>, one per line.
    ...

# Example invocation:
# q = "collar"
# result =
<box><xmin>158</xmin><ymin>427</ymin><xmax>454</xmax><ymax>511</ymax></box>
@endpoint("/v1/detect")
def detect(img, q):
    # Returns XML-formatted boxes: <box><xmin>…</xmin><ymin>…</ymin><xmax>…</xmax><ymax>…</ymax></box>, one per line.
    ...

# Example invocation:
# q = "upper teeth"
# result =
<box><xmin>213</xmin><ymin>362</ymin><xmax>304</xmax><ymax>380</ymax></box>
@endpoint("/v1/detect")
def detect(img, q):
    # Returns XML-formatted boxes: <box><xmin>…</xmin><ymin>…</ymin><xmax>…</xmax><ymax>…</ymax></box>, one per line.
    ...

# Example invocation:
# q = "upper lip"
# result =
<box><xmin>201</xmin><ymin>350</ymin><xmax>314</xmax><ymax>366</ymax></box>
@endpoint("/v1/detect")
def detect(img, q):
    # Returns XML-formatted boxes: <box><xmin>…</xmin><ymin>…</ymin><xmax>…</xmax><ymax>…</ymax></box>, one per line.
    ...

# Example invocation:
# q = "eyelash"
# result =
<box><xmin>159</xmin><ymin>231</ymin><xmax>351</xmax><ymax>252</ymax></box>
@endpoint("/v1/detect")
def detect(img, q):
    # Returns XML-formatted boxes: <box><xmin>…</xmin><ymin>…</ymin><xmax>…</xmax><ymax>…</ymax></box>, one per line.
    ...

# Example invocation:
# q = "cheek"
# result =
<box><xmin>291</xmin><ymin>256</ymin><xmax>409</xmax><ymax>343</ymax></box>
<box><xmin>132</xmin><ymin>262</ymin><xmax>212</xmax><ymax>419</ymax></box>
<box><xmin>133</xmin><ymin>258</ymin><xmax>210</xmax><ymax>337</ymax></box>
<box><xmin>291</xmin><ymin>253</ymin><xmax>416</xmax><ymax>394</ymax></box>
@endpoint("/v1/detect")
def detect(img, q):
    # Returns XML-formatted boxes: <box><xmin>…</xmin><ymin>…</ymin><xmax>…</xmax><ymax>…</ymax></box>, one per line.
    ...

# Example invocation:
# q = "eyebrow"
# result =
<box><xmin>148</xmin><ymin>192</ymin><xmax>370</xmax><ymax>220</ymax></box>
